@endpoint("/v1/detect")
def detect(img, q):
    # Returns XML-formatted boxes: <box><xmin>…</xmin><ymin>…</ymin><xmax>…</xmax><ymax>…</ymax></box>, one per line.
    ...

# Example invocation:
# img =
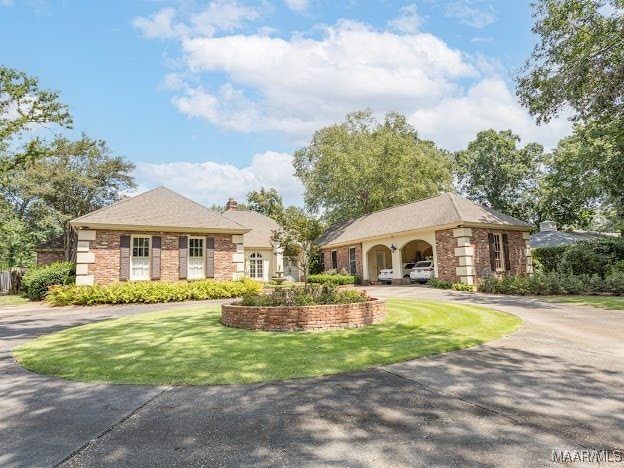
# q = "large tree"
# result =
<box><xmin>516</xmin><ymin>0</ymin><xmax>624</xmax><ymax>233</ymax></box>
<box><xmin>516</xmin><ymin>0</ymin><xmax>624</xmax><ymax>125</ymax></box>
<box><xmin>293</xmin><ymin>110</ymin><xmax>454</xmax><ymax>224</ymax></box>
<box><xmin>246</xmin><ymin>187</ymin><xmax>284</xmax><ymax>220</ymax></box>
<box><xmin>454</xmin><ymin>129</ymin><xmax>543</xmax><ymax>222</ymax></box>
<box><xmin>1</xmin><ymin>134</ymin><xmax>136</xmax><ymax>261</ymax></box>
<box><xmin>0</xmin><ymin>67</ymin><xmax>72</xmax><ymax>171</ymax></box>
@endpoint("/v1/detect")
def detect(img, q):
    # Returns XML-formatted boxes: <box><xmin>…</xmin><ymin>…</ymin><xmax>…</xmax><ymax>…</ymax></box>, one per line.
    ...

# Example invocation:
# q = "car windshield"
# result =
<box><xmin>415</xmin><ymin>261</ymin><xmax>431</xmax><ymax>267</ymax></box>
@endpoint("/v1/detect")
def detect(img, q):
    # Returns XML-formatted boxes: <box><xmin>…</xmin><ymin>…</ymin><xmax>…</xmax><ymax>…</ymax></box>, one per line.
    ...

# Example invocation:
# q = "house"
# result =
<box><xmin>316</xmin><ymin>193</ymin><xmax>534</xmax><ymax>286</ymax></box>
<box><xmin>69</xmin><ymin>187</ymin><xmax>250</xmax><ymax>286</ymax></box>
<box><xmin>34</xmin><ymin>236</ymin><xmax>65</xmax><ymax>266</ymax></box>
<box><xmin>529</xmin><ymin>220</ymin><xmax>619</xmax><ymax>248</ymax></box>
<box><xmin>222</xmin><ymin>198</ymin><xmax>301</xmax><ymax>282</ymax></box>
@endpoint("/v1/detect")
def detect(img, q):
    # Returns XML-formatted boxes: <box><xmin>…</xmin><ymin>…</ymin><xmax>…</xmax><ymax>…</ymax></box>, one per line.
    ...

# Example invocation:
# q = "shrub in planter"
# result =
<box><xmin>21</xmin><ymin>262</ymin><xmax>74</xmax><ymax>301</ymax></box>
<box><xmin>241</xmin><ymin>283</ymin><xmax>369</xmax><ymax>306</ymax></box>
<box><xmin>307</xmin><ymin>273</ymin><xmax>360</xmax><ymax>285</ymax></box>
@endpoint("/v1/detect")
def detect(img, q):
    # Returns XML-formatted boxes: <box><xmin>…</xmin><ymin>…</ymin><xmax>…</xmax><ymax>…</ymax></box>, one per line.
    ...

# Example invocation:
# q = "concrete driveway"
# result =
<box><xmin>1</xmin><ymin>288</ymin><xmax>623</xmax><ymax>467</ymax></box>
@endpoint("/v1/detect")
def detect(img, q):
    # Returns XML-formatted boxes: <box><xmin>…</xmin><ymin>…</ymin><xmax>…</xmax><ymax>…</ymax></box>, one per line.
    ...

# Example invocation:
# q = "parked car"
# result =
<box><xmin>409</xmin><ymin>261</ymin><xmax>434</xmax><ymax>283</ymax></box>
<box><xmin>378</xmin><ymin>268</ymin><xmax>393</xmax><ymax>284</ymax></box>
<box><xmin>402</xmin><ymin>263</ymin><xmax>416</xmax><ymax>278</ymax></box>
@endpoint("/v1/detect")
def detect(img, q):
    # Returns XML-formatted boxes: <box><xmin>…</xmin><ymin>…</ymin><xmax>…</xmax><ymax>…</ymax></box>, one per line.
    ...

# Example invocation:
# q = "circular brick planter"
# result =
<box><xmin>221</xmin><ymin>298</ymin><xmax>386</xmax><ymax>332</ymax></box>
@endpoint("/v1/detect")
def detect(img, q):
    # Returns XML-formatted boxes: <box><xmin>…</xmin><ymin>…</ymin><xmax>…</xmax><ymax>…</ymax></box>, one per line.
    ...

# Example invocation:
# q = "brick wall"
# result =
<box><xmin>320</xmin><ymin>244</ymin><xmax>363</xmax><ymax>275</ymax></box>
<box><xmin>89</xmin><ymin>230</ymin><xmax>236</xmax><ymax>285</ymax></box>
<box><xmin>472</xmin><ymin>228</ymin><xmax>527</xmax><ymax>279</ymax></box>
<box><xmin>35</xmin><ymin>250</ymin><xmax>65</xmax><ymax>267</ymax></box>
<box><xmin>221</xmin><ymin>298</ymin><xmax>386</xmax><ymax>331</ymax></box>
<box><xmin>434</xmin><ymin>229</ymin><xmax>457</xmax><ymax>281</ymax></box>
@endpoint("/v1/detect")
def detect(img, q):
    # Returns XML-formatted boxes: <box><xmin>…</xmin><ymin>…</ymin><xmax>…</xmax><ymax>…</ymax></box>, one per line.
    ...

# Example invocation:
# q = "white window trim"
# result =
<box><xmin>349</xmin><ymin>247</ymin><xmax>357</xmax><ymax>274</ymax></box>
<box><xmin>188</xmin><ymin>236</ymin><xmax>206</xmax><ymax>280</ymax></box>
<box><xmin>493</xmin><ymin>233</ymin><xmax>504</xmax><ymax>272</ymax></box>
<box><xmin>248</xmin><ymin>252</ymin><xmax>264</xmax><ymax>280</ymax></box>
<box><xmin>331</xmin><ymin>249</ymin><xmax>338</xmax><ymax>270</ymax></box>
<box><xmin>130</xmin><ymin>235</ymin><xmax>151</xmax><ymax>281</ymax></box>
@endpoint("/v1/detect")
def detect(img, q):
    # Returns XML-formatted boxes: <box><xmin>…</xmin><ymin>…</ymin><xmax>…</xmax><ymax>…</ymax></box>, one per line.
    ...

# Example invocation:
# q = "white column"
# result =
<box><xmin>453</xmin><ymin>228</ymin><xmax>475</xmax><ymax>286</ymax></box>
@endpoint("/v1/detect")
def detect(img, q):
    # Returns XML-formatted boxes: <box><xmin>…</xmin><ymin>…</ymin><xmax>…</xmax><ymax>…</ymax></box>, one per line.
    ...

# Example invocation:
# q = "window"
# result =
<box><xmin>349</xmin><ymin>247</ymin><xmax>356</xmax><ymax>274</ymax></box>
<box><xmin>319</xmin><ymin>252</ymin><xmax>325</xmax><ymax>271</ymax></box>
<box><xmin>492</xmin><ymin>233</ymin><xmax>503</xmax><ymax>271</ymax></box>
<box><xmin>188</xmin><ymin>237</ymin><xmax>205</xmax><ymax>279</ymax></box>
<box><xmin>249</xmin><ymin>252</ymin><xmax>263</xmax><ymax>279</ymax></box>
<box><xmin>331</xmin><ymin>250</ymin><xmax>338</xmax><ymax>270</ymax></box>
<box><xmin>131</xmin><ymin>236</ymin><xmax>150</xmax><ymax>280</ymax></box>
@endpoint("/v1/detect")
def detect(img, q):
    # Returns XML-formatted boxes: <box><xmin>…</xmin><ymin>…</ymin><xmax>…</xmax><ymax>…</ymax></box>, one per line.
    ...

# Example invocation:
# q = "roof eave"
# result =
<box><xmin>70</xmin><ymin>221</ymin><xmax>250</xmax><ymax>235</ymax></box>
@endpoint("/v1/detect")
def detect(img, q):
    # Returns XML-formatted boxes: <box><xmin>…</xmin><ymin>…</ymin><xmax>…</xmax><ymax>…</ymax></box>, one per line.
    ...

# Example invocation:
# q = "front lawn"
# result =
<box><xmin>540</xmin><ymin>295</ymin><xmax>624</xmax><ymax>311</ymax></box>
<box><xmin>0</xmin><ymin>295</ymin><xmax>28</xmax><ymax>306</ymax></box>
<box><xmin>13</xmin><ymin>299</ymin><xmax>522</xmax><ymax>385</ymax></box>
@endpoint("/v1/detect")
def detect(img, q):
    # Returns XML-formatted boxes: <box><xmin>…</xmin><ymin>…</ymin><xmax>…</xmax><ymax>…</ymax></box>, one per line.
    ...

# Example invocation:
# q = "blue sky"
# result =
<box><xmin>0</xmin><ymin>0</ymin><xmax>571</xmax><ymax>206</ymax></box>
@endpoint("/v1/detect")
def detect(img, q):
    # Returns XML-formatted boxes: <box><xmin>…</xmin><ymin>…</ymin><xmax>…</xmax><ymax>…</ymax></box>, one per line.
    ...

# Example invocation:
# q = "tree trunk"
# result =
<box><xmin>64</xmin><ymin>222</ymin><xmax>77</xmax><ymax>262</ymax></box>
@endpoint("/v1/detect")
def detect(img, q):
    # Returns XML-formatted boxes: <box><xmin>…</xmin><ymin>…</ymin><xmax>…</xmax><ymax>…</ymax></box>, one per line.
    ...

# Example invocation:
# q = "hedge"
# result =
<box><xmin>532</xmin><ymin>246</ymin><xmax>567</xmax><ymax>273</ymax></box>
<box><xmin>307</xmin><ymin>273</ymin><xmax>361</xmax><ymax>285</ymax></box>
<box><xmin>21</xmin><ymin>262</ymin><xmax>75</xmax><ymax>301</ymax></box>
<box><xmin>559</xmin><ymin>238</ymin><xmax>624</xmax><ymax>278</ymax></box>
<box><xmin>477</xmin><ymin>271</ymin><xmax>624</xmax><ymax>296</ymax></box>
<box><xmin>46</xmin><ymin>278</ymin><xmax>263</xmax><ymax>306</ymax></box>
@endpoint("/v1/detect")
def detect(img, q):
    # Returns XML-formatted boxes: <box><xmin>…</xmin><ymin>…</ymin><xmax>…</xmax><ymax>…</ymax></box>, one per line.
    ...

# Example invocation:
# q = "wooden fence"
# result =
<box><xmin>0</xmin><ymin>268</ymin><xmax>27</xmax><ymax>295</ymax></box>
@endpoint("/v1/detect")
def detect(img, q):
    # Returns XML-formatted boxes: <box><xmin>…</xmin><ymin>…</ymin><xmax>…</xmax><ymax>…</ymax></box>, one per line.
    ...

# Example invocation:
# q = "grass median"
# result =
<box><xmin>13</xmin><ymin>298</ymin><xmax>522</xmax><ymax>385</ymax></box>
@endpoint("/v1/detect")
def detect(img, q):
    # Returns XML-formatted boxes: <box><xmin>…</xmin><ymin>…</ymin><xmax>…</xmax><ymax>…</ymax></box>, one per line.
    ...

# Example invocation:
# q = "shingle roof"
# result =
<box><xmin>222</xmin><ymin>209</ymin><xmax>280</xmax><ymax>248</ymax></box>
<box><xmin>70</xmin><ymin>186</ymin><xmax>248</xmax><ymax>233</ymax></box>
<box><xmin>316</xmin><ymin>192</ymin><xmax>532</xmax><ymax>247</ymax></box>
<box><xmin>529</xmin><ymin>230</ymin><xmax>617</xmax><ymax>248</ymax></box>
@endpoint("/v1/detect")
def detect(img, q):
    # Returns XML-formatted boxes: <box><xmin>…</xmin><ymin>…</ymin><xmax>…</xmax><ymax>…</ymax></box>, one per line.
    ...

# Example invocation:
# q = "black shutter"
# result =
<box><xmin>488</xmin><ymin>233</ymin><xmax>496</xmax><ymax>271</ymax></box>
<box><xmin>206</xmin><ymin>237</ymin><xmax>215</xmax><ymax>278</ymax></box>
<box><xmin>120</xmin><ymin>235</ymin><xmax>130</xmax><ymax>281</ymax></box>
<box><xmin>151</xmin><ymin>236</ymin><xmax>161</xmax><ymax>280</ymax></box>
<box><xmin>502</xmin><ymin>233</ymin><xmax>511</xmax><ymax>271</ymax></box>
<box><xmin>179</xmin><ymin>236</ymin><xmax>188</xmax><ymax>280</ymax></box>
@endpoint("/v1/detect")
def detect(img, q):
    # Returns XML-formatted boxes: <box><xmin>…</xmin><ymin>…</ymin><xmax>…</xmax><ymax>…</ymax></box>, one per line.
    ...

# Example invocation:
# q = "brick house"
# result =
<box><xmin>316</xmin><ymin>193</ymin><xmax>534</xmax><ymax>286</ymax></box>
<box><xmin>34</xmin><ymin>236</ymin><xmax>65</xmax><ymax>266</ymax></box>
<box><xmin>69</xmin><ymin>187</ymin><xmax>250</xmax><ymax>286</ymax></box>
<box><xmin>222</xmin><ymin>198</ymin><xmax>301</xmax><ymax>282</ymax></box>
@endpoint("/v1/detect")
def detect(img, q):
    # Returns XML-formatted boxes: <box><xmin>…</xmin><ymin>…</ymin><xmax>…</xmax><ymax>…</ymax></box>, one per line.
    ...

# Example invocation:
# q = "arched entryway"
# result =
<box><xmin>366</xmin><ymin>244</ymin><xmax>392</xmax><ymax>281</ymax></box>
<box><xmin>400</xmin><ymin>239</ymin><xmax>434</xmax><ymax>279</ymax></box>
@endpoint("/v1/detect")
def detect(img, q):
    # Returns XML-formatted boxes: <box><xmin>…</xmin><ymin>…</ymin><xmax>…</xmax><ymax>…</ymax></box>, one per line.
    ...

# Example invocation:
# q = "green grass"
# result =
<box><xmin>13</xmin><ymin>299</ymin><xmax>522</xmax><ymax>385</ymax></box>
<box><xmin>0</xmin><ymin>295</ymin><xmax>28</xmax><ymax>306</ymax></box>
<box><xmin>540</xmin><ymin>295</ymin><xmax>624</xmax><ymax>310</ymax></box>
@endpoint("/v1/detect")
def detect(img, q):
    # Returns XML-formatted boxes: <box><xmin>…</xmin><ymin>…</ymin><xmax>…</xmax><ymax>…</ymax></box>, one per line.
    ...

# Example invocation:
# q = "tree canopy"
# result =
<box><xmin>454</xmin><ymin>129</ymin><xmax>543</xmax><ymax>222</ymax></box>
<box><xmin>516</xmin><ymin>0</ymin><xmax>624</xmax><ymax>124</ymax></box>
<box><xmin>293</xmin><ymin>110</ymin><xmax>454</xmax><ymax>224</ymax></box>
<box><xmin>246</xmin><ymin>187</ymin><xmax>285</xmax><ymax>220</ymax></box>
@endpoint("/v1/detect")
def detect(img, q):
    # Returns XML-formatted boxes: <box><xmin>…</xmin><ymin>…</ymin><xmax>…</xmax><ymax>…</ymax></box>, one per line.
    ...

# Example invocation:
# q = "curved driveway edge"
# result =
<box><xmin>1</xmin><ymin>289</ymin><xmax>623</xmax><ymax>467</ymax></box>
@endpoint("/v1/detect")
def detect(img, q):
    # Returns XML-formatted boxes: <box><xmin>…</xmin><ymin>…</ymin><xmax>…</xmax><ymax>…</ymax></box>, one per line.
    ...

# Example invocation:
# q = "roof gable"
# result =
<box><xmin>222</xmin><ymin>209</ymin><xmax>280</xmax><ymax>248</ymax></box>
<box><xmin>317</xmin><ymin>193</ymin><xmax>532</xmax><ymax>247</ymax></box>
<box><xmin>70</xmin><ymin>186</ymin><xmax>248</xmax><ymax>233</ymax></box>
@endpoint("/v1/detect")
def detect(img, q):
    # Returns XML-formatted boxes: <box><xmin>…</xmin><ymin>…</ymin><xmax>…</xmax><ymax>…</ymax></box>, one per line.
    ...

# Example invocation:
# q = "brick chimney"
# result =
<box><xmin>225</xmin><ymin>198</ymin><xmax>238</xmax><ymax>211</ymax></box>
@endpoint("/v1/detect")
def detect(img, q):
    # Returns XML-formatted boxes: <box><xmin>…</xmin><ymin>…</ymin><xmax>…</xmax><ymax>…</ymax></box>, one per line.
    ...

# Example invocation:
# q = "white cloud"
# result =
<box><xmin>133</xmin><ymin>151</ymin><xmax>305</xmax><ymax>207</ymax></box>
<box><xmin>0</xmin><ymin>0</ymin><xmax>13</xmax><ymax>6</ymax></box>
<box><xmin>284</xmin><ymin>0</ymin><xmax>308</xmax><ymax>13</ymax></box>
<box><xmin>175</xmin><ymin>20</ymin><xmax>476</xmax><ymax>138</ymax></box>
<box><xmin>388</xmin><ymin>4</ymin><xmax>424</xmax><ymax>33</ymax></box>
<box><xmin>446</xmin><ymin>0</ymin><xmax>496</xmax><ymax>28</ymax></box>
<box><xmin>133</xmin><ymin>1</ymin><xmax>260</xmax><ymax>39</ymax></box>
<box><xmin>408</xmin><ymin>78</ymin><xmax>572</xmax><ymax>151</ymax></box>
<box><xmin>133</xmin><ymin>8</ymin><xmax>188</xmax><ymax>39</ymax></box>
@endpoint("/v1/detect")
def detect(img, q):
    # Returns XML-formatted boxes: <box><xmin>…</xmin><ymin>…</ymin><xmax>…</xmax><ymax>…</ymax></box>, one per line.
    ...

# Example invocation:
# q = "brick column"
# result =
<box><xmin>453</xmin><ymin>228</ymin><xmax>475</xmax><ymax>286</ymax></box>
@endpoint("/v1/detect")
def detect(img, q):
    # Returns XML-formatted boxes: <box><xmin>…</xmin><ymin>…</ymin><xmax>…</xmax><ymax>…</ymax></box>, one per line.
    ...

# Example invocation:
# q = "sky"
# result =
<box><xmin>0</xmin><ymin>0</ymin><xmax>572</xmax><ymax>207</ymax></box>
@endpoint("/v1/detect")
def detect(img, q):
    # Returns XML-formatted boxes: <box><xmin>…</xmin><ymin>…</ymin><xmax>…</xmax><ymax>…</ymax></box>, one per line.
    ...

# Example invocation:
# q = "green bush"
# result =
<box><xmin>532</xmin><ymin>246</ymin><xmax>567</xmax><ymax>273</ymax></box>
<box><xmin>46</xmin><ymin>278</ymin><xmax>262</xmax><ymax>306</ymax></box>
<box><xmin>451</xmin><ymin>282</ymin><xmax>475</xmax><ymax>292</ymax></box>
<box><xmin>428</xmin><ymin>280</ymin><xmax>454</xmax><ymax>289</ymax></box>
<box><xmin>308</xmin><ymin>273</ymin><xmax>360</xmax><ymax>285</ymax></box>
<box><xmin>21</xmin><ymin>262</ymin><xmax>75</xmax><ymax>301</ymax></box>
<box><xmin>477</xmin><ymin>271</ymin><xmax>623</xmax><ymax>296</ymax></box>
<box><xmin>559</xmin><ymin>238</ymin><xmax>624</xmax><ymax>278</ymax></box>
<box><xmin>241</xmin><ymin>283</ymin><xmax>369</xmax><ymax>306</ymax></box>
